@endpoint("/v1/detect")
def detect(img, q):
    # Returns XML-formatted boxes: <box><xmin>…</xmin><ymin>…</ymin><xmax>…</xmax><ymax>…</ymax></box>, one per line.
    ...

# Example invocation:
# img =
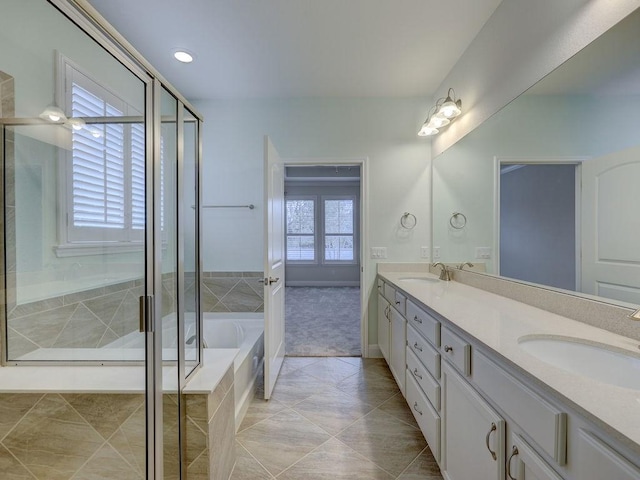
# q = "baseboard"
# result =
<box><xmin>285</xmin><ymin>281</ymin><xmax>360</xmax><ymax>287</ymax></box>
<box><xmin>367</xmin><ymin>344</ymin><xmax>383</xmax><ymax>358</ymax></box>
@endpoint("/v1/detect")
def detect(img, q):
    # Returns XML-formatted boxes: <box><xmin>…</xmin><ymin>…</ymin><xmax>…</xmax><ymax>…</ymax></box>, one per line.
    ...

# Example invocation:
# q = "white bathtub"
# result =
<box><xmin>202</xmin><ymin>313</ymin><xmax>264</xmax><ymax>431</ymax></box>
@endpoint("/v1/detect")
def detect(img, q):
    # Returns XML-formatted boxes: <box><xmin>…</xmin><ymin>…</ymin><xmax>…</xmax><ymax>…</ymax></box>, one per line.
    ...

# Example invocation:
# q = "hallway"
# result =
<box><xmin>231</xmin><ymin>357</ymin><xmax>443</xmax><ymax>479</ymax></box>
<box><xmin>285</xmin><ymin>287</ymin><xmax>361</xmax><ymax>356</ymax></box>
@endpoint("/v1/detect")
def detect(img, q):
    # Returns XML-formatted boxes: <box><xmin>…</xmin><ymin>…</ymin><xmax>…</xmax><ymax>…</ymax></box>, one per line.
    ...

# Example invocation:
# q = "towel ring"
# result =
<box><xmin>400</xmin><ymin>212</ymin><xmax>417</xmax><ymax>229</ymax></box>
<box><xmin>449</xmin><ymin>212</ymin><xmax>467</xmax><ymax>229</ymax></box>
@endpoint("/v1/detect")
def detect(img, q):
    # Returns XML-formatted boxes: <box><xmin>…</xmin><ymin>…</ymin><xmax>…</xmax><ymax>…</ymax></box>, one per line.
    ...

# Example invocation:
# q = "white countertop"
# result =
<box><xmin>379</xmin><ymin>271</ymin><xmax>640</xmax><ymax>450</ymax></box>
<box><xmin>0</xmin><ymin>348</ymin><xmax>238</xmax><ymax>394</ymax></box>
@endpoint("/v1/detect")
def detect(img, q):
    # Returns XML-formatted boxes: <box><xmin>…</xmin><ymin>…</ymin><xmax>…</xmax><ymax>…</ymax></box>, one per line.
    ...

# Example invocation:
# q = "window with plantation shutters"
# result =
<box><xmin>324</xmin><ymin>197</ymin><xmax>355</xmax><ymax>262</ymax></box>
<box><xmin>63</xmin><ymin>62</ymin><xmax>145</xmax><ymax>246</ymax></box>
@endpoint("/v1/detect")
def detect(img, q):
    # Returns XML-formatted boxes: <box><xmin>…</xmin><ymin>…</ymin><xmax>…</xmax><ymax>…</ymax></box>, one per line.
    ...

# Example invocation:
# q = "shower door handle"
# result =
<box><xmin>266</xmin><ymin>277</ymin><xmax>280</xmax><ymax>285</ymax></box>
<box><xmin>139</xmin><ymin>295</ymin><xmax>154</xmax><ymax>333</ymax></box>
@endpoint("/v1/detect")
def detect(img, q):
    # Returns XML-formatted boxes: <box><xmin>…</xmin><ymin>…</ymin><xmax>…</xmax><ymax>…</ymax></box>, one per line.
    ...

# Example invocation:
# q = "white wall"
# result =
<box><xmin>430</xmin><ymin>0</ymin><xmax>639</xmax><ymax>157</ymax></box>
<box><xmin>194</xmin><ymin>97</ymin><xmax>432</xmax><ymax>345</ymax></box>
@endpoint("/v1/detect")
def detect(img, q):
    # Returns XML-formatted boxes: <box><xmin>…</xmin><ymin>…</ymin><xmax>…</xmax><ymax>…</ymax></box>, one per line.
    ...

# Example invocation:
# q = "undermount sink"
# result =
<box><xmin>518</xmin><ymin>335</ymin><xmax>640</xmax><ymax>390</ymax></box>
<box><xmin>397</xmin><ymin>277</ymin><xmax>440</xmax><ymax>283</ymax></box>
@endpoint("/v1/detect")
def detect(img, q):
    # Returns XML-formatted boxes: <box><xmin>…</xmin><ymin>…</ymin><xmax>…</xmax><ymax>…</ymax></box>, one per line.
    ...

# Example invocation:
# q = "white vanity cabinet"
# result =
<box><xmin>376</xmin><ymin>274</ymin><xmax>640</xmax><ymax>480</ymax></box>
<box><xmin>441</xmin><ymin>361</ymin><xmax>506</xmax><ymax>480</ymax></box>
<box><xmin>507</xmin><ymin>433</ymin><xmax>564</xmax><ymax>480</ymax></box>
<box><xmin>377</xmin><ymin>292</ymin><xmax>390</xmax><ymax>363</ymax></box>
<box><xmin>389</xmin><ymin>304</ymin><xmax>407</xmax><ymax>395</ymax></box>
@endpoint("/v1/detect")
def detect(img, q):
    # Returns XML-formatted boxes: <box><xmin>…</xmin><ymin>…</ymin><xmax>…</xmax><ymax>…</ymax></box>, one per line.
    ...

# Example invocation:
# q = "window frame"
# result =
<box><xmin>55</xmin><ymin>54</ymin><xmax>146</xmax><ymax>257</ymax></box>
<box><xmin>285</xmin><ymin>195</ymin><xmax>318</xmax><ymax>264</ymax></box>
<box><xmin>321</xmin><ymin>195</ymin><xmax>358</xmax><ymax>265</ymax></box>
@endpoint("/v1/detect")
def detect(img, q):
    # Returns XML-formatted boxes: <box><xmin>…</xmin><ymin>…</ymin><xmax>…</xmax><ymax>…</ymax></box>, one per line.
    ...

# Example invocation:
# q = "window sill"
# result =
<box><xmin>54</xmin><ymin>242</ymin><xmax>144</xmax><ymax>258</ymax></box>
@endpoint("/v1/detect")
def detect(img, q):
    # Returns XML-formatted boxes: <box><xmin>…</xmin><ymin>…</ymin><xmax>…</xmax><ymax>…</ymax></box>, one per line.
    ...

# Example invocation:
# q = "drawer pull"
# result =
<box><xmin>412</xmin><ymin>368</ymin><xmax>423</xmax><ymax>380</ymax></box>
<box><xmin>444</xmin><ymin>345</ymin><xmax>453</xmax><ymax>353</ymax></box>
<box><xmin>413</xmin><ymin>342</ymin><xmax>423</xmax><ymax>352</ymax></box>
<box><xmin>384</xmin><ymin>305</ymin><xmax>390</xmax><ymax>320</ymax></box>
<box><xmin>395</xmin><ymin>300</ymin><xmax>401</xmax><ymax>305</ymax></box>
<box><xmin>485</xmin><ymin>422</ymin><xmax>497</xmax><ymax>460</ymax></box>
<box><xmin>506</xmin><ymin>446</ymin><xmax>518</xmax><ymax>480</ymax></box>
<box><xmin>413</xmin><ymin>402</ymin><xmax>423</xmax><ymax>416</ymax></box>
<box><xmin>413</xmin><ymin>315</ymin><xmax>423</xmax><ymax>324</ymax></box>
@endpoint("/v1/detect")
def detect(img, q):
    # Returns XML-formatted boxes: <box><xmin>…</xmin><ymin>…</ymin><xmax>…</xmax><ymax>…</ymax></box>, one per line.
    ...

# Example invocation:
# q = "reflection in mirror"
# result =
<box><xmin>432</xmin><ymin>8</ymin><xmax>640</xmax><ymax>307</ymax></box>
<box><xmin>1</xmin><ymin>0</ymin><xmax>147</xmax><ymax>362</ymax></box>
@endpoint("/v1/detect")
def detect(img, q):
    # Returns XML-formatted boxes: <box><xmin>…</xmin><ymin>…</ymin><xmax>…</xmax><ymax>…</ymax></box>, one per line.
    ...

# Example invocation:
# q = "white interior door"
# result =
<box><xmin>582</xmin><ymin>145</ymin><xmax>640</xmax><ymax>304</ymax></box>
<box><xmin>264</xmin><ymin>136</ymin><xmax>286</xmax><ymax>399</ymax></box>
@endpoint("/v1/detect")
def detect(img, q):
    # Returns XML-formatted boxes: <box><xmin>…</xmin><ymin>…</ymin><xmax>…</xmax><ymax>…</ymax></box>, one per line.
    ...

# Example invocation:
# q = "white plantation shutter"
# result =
<box><xmin>65</xmin><ymin>64</ymin><xmax>145</xmax><ymax>244</ymax></box>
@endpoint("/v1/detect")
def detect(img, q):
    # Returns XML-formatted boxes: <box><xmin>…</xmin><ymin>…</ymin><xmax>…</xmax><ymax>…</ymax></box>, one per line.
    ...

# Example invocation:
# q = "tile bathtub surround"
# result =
<box><xmin>232</xmin><ymin>356</ymin><xmax>443</xmax><ymax>479</ymax></box>
<box><xmin>0</xmin><ymin>368</ymin><xmax>236</xmax><ymax>480</ymax></box>
<box><xmin>449</xmin><ymin>268</ymin><xmax>640</xmax><ymax>341</ymax></box>
<box><xmin>185</xmin><ymin>364</ymin><xmax>237</xmax><ymax>480</ymax></box>
<box><xmin>6</xmin><ymin>280</ymin><xmax>144</xmax><ymax>359</ymax></box>
<box><xmin>201</xmin><ymin>271</ymin><xmax>264</xmax><ymax>313</ymax></box>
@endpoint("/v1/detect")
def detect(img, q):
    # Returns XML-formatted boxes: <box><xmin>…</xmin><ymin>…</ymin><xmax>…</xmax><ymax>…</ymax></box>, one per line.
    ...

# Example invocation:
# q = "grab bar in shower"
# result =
<box><xmin>191</xmin><ymin>204</ymin><xmax>255</xmax><ymax>210</ymax></box>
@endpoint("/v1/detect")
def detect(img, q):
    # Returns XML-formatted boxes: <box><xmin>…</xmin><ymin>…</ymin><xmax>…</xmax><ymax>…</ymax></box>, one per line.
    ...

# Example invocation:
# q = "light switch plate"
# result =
<box><xmin>421</xmin><ymin>246</ymin><xmax>430</xmax><ymax>259</ymax></box>
<box><xmin>370</xmin><ymin>247</ymin><xmax>388</xmax><ymax>259</ymax></box>
<box><xmin>476</xmin><ymin>247</ymin><xmax>492</xmax><ymax>259</ymax></box>
<box><xmin>433</xmin><ymin>246</ymin><xmax>441</xmax><ymax>259</ymax></box>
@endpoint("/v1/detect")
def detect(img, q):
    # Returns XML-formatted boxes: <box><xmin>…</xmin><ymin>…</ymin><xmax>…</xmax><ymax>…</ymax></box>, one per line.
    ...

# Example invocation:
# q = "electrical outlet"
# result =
<box><xmin>433</xmin><ymin>246</ymin><xmax>441</xmax><ymax>259</ymax></box>
<box><xmin>370</xmin><ymin>247</ymin><xmax>388</xmax><ymax>259</ymax></box>
<box><xmin>475</xmin><ymin>247</ymin><xmax>492</xmax><ymax>259</ymax></box>
<box><xmin>420</xmin><ymin>246</ymin><xmax>430</xmax><ymax>259</ymax></box>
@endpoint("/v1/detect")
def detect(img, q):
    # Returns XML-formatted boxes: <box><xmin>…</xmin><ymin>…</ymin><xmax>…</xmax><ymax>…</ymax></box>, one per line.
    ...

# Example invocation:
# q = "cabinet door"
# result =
<box><xmin>507</xmin><ymin>433</ymin><xmax>563</xmax><ymax>480</ymax></box>
<box><xmin>377</xmin><ymin>294</ymin><xmax>390</xmax><ymax>363</ymax></box>
<box><xmin>575</xmin><ymin>429</ymin><xmax>640</xmax><ymax>480</ymax></box>
<box><xmin>389</xmin><ymin>306</ymin><xmax>407</xmax><ymax>395</ymax></box>
<box><xmin>442</xmin><ymin>362</ymin><xmax>505</xmax><ymax>480</ymax></box>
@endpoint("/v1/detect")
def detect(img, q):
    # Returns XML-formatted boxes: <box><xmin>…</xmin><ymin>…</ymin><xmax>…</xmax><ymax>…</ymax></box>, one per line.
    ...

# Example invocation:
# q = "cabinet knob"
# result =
<box><xmin>444</xmin><ymin>345</ymin><xmax>453</xmax><ymax>353</ymax></box>
<box><xmin>413</xmin><ymin>401</ymin><xmax>423</xmax><ymax>416</ymax></box>
<box><xmin>507</xmin><ymin>445</ymin><xmax>519</xmax><ymax>480</ymax></box>
<box><xmin>485</xmin><ymin>422</ymin><xmax>497</xmax><ymax>461</ymax></box>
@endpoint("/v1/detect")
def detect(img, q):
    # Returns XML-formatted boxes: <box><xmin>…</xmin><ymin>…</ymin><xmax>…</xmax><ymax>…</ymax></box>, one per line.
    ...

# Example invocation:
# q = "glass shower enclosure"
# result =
<box><xmin>0</xmin><ymin>1</ymin><xmax>202</xmax><ymax>478</ymax></box>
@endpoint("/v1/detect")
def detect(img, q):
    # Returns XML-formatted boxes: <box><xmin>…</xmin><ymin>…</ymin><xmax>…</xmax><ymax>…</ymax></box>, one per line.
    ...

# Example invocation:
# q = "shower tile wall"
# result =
<box><xmin>201</xmin><ymin>272</ymin><xmax>264</xmax><ymax>313</ymax></box>
<box><xmin>6</xmin><ymin>280</ymin><xmax>144</xmax><ymax>358</ymax></box>
<box><xmin>1</xmin><ymin>71</ymin><xmax>16</xmax><ymax>363</ymax></box>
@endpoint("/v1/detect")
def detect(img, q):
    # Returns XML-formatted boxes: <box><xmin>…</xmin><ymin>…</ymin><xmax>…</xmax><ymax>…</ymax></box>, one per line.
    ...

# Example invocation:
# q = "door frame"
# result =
<box><xmin>282</xmin><ymin>157</ymin><xmax>370</xmax><ymax>357</ymax></box>
<box><xmin>493</xmin><ymin>156</ymin><xmax>587</xmax><ymax>291</ymax></box>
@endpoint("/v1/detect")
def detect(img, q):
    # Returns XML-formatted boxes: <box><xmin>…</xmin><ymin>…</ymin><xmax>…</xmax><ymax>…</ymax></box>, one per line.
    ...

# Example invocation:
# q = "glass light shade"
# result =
<box><xmin>418</xmin><ymin>124</ymin><xmax>439</xmax><ymax>136</ymax></box>
<box><xmin>40</xmin><ymin>105</ymin><xmax>67</xmax><ymax>123</ymax></box>
<box><xmin>427</xmin><ymin>115</ymin><xmax>450</xmax><ymax>129</ymax></box>
<box><xmin>88</xmin><ymin>127</ymin><xmax>103</xmax><ymax>138</ymax></box>
<box><xmin>67</xmin><ymin>117</ymin><xmax>86</xmax><ymax>131</ymax></box>
<box><xmin>438</xmin><ymin>98</ymin><xmax>462</xmax><ymax>119</ymax></box>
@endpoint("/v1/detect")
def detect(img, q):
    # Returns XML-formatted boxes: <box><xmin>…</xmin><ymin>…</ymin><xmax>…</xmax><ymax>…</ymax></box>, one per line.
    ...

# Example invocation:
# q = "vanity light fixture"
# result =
<box><xmin>418</xmin><ymin>88</ymin><xmax>462</xmax><ymax>137</ymax></box>
<box><xmin>173</xmin><ymin>50</ymin><xmax>194</xmax><ymax>63</ymax></box>
<box><xmin>66</xmin><ymin>117</ymin><xmax>86</xmax><ymax>131</ymax></box>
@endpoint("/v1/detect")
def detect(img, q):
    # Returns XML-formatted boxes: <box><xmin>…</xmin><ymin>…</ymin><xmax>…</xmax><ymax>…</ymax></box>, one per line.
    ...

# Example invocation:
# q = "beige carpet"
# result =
<box><xmin>285</xmin><ymin>287</ymin><xmax>361</xmax><ymax>356</ymax></box>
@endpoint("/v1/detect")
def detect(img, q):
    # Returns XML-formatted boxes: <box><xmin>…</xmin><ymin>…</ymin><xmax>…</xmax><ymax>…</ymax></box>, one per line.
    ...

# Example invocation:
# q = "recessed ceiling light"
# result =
<box><xmin>174</xmin><ymin>50</ymin><xmax>194</xmax><ymax>63</ymax></box>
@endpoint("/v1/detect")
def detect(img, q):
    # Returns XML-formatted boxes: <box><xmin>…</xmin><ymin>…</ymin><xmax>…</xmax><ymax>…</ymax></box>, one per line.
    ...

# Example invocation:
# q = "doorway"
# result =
<box><xmin>284</xmin><ymin>165</ymin><xmax>362</xmax><ymax>356</ymax></box>
<box><xmin>496</xmin><ymin>160</ymin><xmax>581</xmax><ymax>290</ymax></box>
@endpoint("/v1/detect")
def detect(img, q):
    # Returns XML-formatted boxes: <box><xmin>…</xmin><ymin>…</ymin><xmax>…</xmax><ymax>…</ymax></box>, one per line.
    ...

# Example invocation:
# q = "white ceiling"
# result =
<box><xmin>87</xmin><ymin>0</ymin><xmax>502</xmax><ymax>100</ymax></box>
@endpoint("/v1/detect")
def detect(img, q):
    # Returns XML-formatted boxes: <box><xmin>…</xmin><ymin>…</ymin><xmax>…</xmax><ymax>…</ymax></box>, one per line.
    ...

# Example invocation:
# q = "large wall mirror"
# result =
<box><xmin>432</xmin><ymin>7</ymin><xmax>640</xmax><ymax>308</ymax></box>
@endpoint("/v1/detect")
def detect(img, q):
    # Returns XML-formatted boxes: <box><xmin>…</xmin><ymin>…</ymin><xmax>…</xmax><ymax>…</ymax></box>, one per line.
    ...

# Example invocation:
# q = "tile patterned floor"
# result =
<box><xmin>231</xmin><ymin>357</ymin><xmax>443</xmax><ymax>479</ymax></box>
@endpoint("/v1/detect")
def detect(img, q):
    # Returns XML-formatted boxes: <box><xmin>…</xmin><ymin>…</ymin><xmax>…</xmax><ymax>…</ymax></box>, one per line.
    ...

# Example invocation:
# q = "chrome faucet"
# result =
<box><xmin>458</xmin><ymin>262</ymin><xmax>474</xmax><ymax>270</ymax></box>
<box><xmin>432</xmin><ymin>262</ymin><xmax>451</xmax><ymax>281</ymax></box>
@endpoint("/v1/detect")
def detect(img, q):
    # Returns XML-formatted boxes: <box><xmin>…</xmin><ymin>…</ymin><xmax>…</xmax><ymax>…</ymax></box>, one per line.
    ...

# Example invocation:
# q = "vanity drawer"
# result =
<box><xmin>441</xmin><ymin>326</ymin><xmax>471</xmax><ymax>376</ymax></box>
<box><xmin>383</xmin><ymin>283</ymin><xmax>396</xmax><ymax>304</ymax></box>
<box><xmin>406</xmin><ymin>300</ymin><xmax>440</xmax><ymax>347</ymax></box>
<box><xmin>473</xmin><ymin>350</ymin><xmax>567</xmax><ymax>465</ymax></box>
<box><xmin>394</xmin><ymin>291</ymin><xmax>407</xmax><ymax>316</ymax></box>
<box><xmin>406</xmin><ymin>348</ymin><xmax>440</xmax><ymax>410</ymax></box>
<box><xmin>406</xmin><ymin>373</ymin><xmax>441</xmax><ymax>462</ymax></box>
<box><xmin>407</xmin><ymin>324</ymin><xmax>440</xmax><ymax>380</ymax></box>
